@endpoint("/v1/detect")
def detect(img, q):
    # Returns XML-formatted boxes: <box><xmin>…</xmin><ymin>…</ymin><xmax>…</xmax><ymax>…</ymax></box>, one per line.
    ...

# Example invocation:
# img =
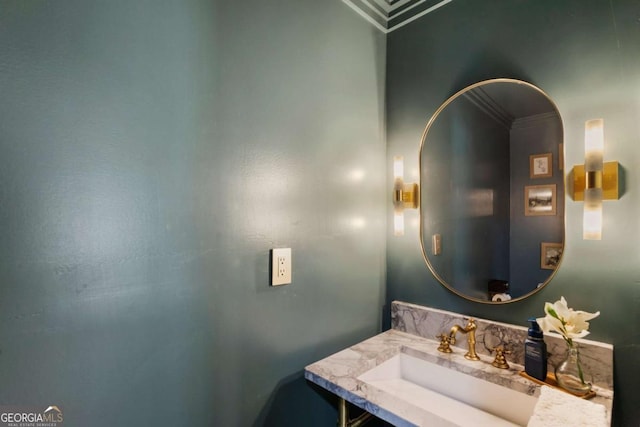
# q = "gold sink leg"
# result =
<box><xmin>338</xmin><ymin>398</ymin><xmax>347</xmax><ymax>427</ymax></box>
<box><xmin>338</xmin><ymin>398</ymin><xmax>374</xmax><ymax>427</ymax></box>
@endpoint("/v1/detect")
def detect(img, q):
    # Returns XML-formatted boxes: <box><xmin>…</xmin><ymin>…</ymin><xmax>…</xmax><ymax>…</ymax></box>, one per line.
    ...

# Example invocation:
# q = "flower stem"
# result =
<box><xmin>564</xmin><ymin>340</ymin><xmax>586</xmax><ymax>385</ymax></box>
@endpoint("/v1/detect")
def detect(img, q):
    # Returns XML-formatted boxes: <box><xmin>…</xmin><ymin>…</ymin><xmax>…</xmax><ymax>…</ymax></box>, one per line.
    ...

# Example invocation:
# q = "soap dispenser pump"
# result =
<box><xmin>524</xmin><ymin>318</ymin><xmax>548</xmax><ymax>381</ymax></box>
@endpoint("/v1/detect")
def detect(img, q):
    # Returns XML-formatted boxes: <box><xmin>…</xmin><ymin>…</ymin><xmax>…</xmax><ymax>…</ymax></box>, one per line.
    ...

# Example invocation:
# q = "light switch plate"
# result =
<box><xmin>432</xmin><ymin>234</ymin><xmax>441</xmax><ymax>255</ymax></box>
<box><xmin>271</xmin><ymin>248</ymin><xmax>292</xmax><ymax>286</ymax></box>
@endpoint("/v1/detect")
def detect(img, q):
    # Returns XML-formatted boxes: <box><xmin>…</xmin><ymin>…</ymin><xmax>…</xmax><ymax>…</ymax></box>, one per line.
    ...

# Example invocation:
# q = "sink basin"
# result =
<box><xmin>357</xmin><ymin>351</ymin><xmax>538</xmax><ymax>426</ymax></box>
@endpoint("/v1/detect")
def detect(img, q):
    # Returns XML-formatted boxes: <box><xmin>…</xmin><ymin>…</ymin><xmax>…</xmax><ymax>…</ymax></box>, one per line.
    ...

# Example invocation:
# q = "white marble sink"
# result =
<box><xmin>305</xmin><ymin>303</ymin><xmax>613</xmax><ymax>426</ymax></box>
<box><xmin>357</xmin><ymin>350</ymin><xmax>538</xmax><ymax>426</ymax></box>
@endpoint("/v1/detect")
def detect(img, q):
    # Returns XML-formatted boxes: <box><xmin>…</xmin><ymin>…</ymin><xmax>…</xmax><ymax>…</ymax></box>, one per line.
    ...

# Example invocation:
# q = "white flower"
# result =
<box><xmin>536</xmin><ymin>296</ymin><xmax>600</xmax><ymax>344</ymax></box>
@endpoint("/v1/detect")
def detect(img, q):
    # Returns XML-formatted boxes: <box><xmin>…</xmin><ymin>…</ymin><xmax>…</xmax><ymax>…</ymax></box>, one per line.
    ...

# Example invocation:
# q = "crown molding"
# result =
<box><xmin>511</xmin><ymin>111</ymin><xmax>561</xmax><ymax>129</ymax></box>
<box><xmin>463</xmin><ymin>89</ymin><xmax>559</xmax><ymax>130</ymax></box>
<box><xmin>342</xmin><ymin>0</ymin><xmax>452</xmax><ymax>33</ymax></box>
<box><xmin>463</xmin><ymin>88</ymin><xmax>514</xmax><ymax>129</ymax></box>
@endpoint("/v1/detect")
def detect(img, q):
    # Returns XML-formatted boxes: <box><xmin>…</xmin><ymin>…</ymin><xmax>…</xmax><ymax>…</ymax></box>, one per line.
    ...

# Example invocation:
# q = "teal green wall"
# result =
<box><xmin>509</xmin><ymin>115</ymin><xmax>564</xmax><ymax>295</ymax></box>
<box><xmin>4</xmin><ymin>0</ymin><xmax>637</xmax><ymax>425</ymax></box>
<box><xmin>422</xmin><ymin>97</ymin><xmax>512</xmax><ymax>299</ymax></box>
<box><xmin>0</xmin><ymin>1</ymin><xmax>386</xmax><ymax>425</ymax></box>
<box><xmin>386</xmin><ymin>1</ymin><xmax>639</xmax><ymax>425</ymax></box>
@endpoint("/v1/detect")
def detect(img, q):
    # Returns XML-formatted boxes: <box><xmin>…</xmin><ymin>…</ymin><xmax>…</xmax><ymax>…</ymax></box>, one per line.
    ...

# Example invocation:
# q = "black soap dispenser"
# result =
<box><xmin>524</xmin><ymin>318</ymin><xmax>548</xmax><ymax>381</ymax></box>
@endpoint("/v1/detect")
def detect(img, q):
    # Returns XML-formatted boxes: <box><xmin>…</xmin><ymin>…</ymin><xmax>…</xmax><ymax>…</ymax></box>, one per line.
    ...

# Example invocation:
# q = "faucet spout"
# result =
<box><xmin>448</xmin><ymin>318</ymin><xmax>480</xmax><ymax>361</ymax></box>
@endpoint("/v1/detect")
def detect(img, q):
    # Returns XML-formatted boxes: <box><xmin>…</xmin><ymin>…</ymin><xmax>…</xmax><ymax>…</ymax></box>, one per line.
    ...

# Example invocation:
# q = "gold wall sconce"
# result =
<box><xmin>571</xmin><ymin>119</ymin><xmax>619</xmax><ymax>240</ymax></box>
<box><xmin>393</xmin><ymin>156</ymin><xmax>419</xmax><ymax>236</ymax></box>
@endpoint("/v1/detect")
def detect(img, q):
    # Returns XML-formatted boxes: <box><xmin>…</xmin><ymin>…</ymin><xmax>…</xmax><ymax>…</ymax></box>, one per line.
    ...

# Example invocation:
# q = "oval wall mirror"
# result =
<box><xmin>419</xmin><ymin>79</ymin><xmax>565</xmax><ymax>304</ymax></box>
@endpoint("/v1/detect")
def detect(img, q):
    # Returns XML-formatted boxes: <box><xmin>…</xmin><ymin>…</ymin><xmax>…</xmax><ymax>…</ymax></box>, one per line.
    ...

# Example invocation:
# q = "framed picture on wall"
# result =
<box><xmin>530</xmin><ymin>153</ymin><xmax>553</xmax><ymax>178</ymax></box>
<box><xmin>524</xmin><ymin>184</ymin><xmax>556</xmax><ymax>216</ymax></box>
<box><xmin>541</xmin><ymin>242</ymin><xmax>563</xmax><ymax>270</ymax></box>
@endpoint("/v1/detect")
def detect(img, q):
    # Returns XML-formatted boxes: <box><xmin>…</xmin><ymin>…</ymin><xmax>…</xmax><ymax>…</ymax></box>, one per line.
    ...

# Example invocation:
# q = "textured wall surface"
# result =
<box><xmin>3</xmin><ymin>0</ymin><xmax>638</xmax><ymax>425</ymax></box>
<box><xmin>0</xmin><ymin>1</ymin><xmax>386</xmax><ymax>425</ymax></box>
<box><xmin>386</xmin><ymin>1</ymin><xmax>640</xmax><ymax>425</ymax></box>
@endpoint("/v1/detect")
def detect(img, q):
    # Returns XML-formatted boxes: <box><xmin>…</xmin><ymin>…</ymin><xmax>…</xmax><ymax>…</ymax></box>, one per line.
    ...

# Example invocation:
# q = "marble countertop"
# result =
<box><xmin>304</xmin><ymin>329</ymin><xmax>613</xmax><ymax>426</ymax></box>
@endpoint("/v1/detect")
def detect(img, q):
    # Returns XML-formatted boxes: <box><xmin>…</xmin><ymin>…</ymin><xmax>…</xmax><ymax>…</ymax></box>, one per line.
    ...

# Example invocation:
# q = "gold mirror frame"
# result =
<box><xmin>418</xmin><ymin>78</ymin><xmax>565</xmax><ymax>304</ymax></box>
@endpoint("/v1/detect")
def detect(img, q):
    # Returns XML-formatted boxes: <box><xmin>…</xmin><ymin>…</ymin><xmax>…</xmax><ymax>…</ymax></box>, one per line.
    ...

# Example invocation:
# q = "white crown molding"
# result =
<box><xmin>463</xmin><ymin>88</ymin><xmax>514</xmax><ymax>129</ymax></box>
<box><xmin>342</xmin><ymin>0</ymin><xmax>453</xmax><ymax>33</ymax></box>
<box><xmin>511</xmin><ymin>111</ymin><xmax>560</xmax><ymax>129</ymax></box>
<box><xmin>463</xmin><ymin>88</ymin><xmax>559</xmax><ymax>130</ymax></box>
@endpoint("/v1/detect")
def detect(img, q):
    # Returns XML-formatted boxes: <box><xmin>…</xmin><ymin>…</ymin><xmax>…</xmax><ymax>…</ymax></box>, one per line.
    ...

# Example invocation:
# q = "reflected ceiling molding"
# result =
<box><xmin>463</xmin><ymin>88</ymin><xmax>514</xmax><ymax>129</ymax></box>
<box><xmin>342</xmin><ymin>0</ymin><xmax>453</xmax><ymax>33</ymax></box>
<box><xmin>511</xmin><ymin>111</ymin><xmax>560</xmax><ymax>130</ymax></box>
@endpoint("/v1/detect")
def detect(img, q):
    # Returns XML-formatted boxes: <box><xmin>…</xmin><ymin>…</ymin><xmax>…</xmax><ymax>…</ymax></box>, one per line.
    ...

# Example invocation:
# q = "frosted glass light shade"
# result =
<box><xmin>393</xmin><ymin>156</ymin><xmax>404</xmax><ymax>181</ymax></box>
<box><xmin>393</xmin><ymin>156</ymin><xmax>405</xmax><ymax>236</ymax></box>
<box><xmin>394</xmin><ymin>211</ymin><xmax>405</xmax><ymax>236</ymax></box>
<box><xmin>583</xmin><ymin>119</ymin><xmax>604</xmax><ymax>240</ymax></box>
<box><xmin>585</xmin><ymin>119</ymin><xmax>604</xmax><ymax>172</ymax></box>
<box><xmin>583</xmin><ymin>187</ymin><xmax>603</xmax><ymax>240</ymax></box>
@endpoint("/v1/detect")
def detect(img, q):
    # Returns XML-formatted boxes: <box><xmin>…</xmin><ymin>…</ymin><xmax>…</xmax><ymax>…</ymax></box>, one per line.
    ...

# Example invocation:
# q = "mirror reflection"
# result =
<box><xmin>420</xmin><ymin>79</ymin><xmax>564</xmax><ymax>303</ymax></box>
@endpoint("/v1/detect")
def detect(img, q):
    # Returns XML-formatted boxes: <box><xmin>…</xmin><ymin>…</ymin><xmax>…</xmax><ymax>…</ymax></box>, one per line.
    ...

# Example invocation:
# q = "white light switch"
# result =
<box><xmin>271</xmin><ymin>248</ymin><xmax>292</xmax><ymax>286</ymax></box>
<box><xmin>432</xmin><ymin>234</ymin><xmax>441</xmax><ymax>255</ymax></box>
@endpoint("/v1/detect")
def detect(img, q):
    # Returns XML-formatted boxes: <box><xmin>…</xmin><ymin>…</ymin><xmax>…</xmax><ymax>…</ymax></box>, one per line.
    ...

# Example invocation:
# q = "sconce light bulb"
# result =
<box><xmin>582</xmin><ymin>119</ymin><xmax>604</xmax><ymax>240</ymax></box>
<box><xmin>584</xmin><ymin>119</ymin><xmax>604</xmax><ymax>172</ymax></box>
<box><xmin>583</xmin><ymin>187</ymin><xmax>603</xmax><ymax>240</ymax></box>
<box><xmin>393</xmin><ymin>156</ymin><xmax>404</xmax><ymax>181</ymax></box>
<box><xmin>394</xmin><ymin>211</ymin><xmax>405</xmax><ymax>236</ymax></box>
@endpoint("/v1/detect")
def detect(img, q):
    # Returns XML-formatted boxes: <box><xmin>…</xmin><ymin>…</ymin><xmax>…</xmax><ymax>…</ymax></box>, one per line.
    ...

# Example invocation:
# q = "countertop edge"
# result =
<box><xmin>304</xmin><ymin>329</ymin><xmax>613</xmax><ymax>426</ymax></box>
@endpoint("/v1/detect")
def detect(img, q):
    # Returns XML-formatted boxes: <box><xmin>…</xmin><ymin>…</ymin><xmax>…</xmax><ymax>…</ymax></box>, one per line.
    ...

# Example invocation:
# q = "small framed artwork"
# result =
<box><xmin>524</xmin><ymin>184</ymin><xmax>556</xmax><ymax>216</ymax></box>
<box><xmin>541</xmin><ymin>242</ymin><xmax>563</xmax><ymax>270</ymax></box>
<box><xmin>530</xmin><ymin>153</ymin><xmax>553</xmax><ymax>178</ymax></box>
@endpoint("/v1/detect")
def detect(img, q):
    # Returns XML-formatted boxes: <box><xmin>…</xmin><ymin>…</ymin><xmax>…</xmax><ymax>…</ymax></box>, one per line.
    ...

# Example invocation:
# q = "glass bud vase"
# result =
<box><xmin>554</xmin><ymin>343</ymin><xmax>592</xmax><ymax>395</ymax></box>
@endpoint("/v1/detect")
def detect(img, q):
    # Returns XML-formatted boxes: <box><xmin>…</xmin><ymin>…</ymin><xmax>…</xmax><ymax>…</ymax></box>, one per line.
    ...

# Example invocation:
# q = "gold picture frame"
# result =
<box><xmin>541</xmin><ymin>242</ymin><xmax>563</xmax><ymax>270</ymax></box>
<box><xmin>524</xmin><ymin>184</ymin><xmax>557</xmax><ymax>216</ymax></box>
<box><xmin>530</xmin><ymin>153</ymin><xmax>552</xmax><ymax>178</ymax></box>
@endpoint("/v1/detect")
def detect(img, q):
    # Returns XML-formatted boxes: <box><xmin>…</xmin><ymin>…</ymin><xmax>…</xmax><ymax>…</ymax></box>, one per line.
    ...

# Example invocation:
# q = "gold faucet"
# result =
<box><xmin>447</xmin><ymin>318</ymin><xmax>480</xmax><ymax>361</ymax></box>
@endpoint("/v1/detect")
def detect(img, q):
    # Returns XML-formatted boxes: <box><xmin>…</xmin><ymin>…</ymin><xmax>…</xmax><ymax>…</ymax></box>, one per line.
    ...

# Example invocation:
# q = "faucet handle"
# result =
<box><xmin>490</xmin><ymin>346</ymin><xmax>511</xmax><ymax>369</ymax></box>
<box><xmin>436</xmin><ymin>334</ymin><xmax>454</xmax><ymax>353</ymax></box>
<box><xmin>464</xmin><ymin>317</ymin><xmax>477</xmax><ymax>327</ymax></box>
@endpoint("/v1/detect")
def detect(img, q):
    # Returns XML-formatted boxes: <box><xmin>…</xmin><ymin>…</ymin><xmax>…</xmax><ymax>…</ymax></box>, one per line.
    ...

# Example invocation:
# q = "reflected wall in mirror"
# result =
<box><xmin>420</xmin><ymin>79</ymin><xmax>564</xmax><ymax>304</ymax></box>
